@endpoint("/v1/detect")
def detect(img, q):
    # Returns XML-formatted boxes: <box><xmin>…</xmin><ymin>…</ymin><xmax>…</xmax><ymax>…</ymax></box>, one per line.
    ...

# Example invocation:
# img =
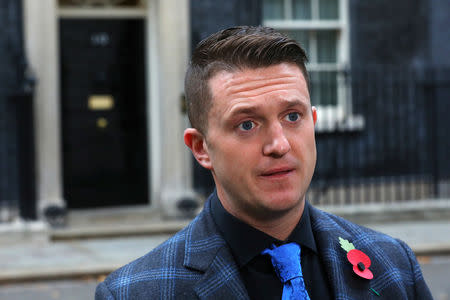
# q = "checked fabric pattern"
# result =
<box><xmin>262</xmin><ymin>243</ymin><xmax>310</xmax><ymax>300</ymax></box>
<box><xmin>95</xmin><ymin>191</ymin><xmax>432</xmax><ymax>300</ymax></box>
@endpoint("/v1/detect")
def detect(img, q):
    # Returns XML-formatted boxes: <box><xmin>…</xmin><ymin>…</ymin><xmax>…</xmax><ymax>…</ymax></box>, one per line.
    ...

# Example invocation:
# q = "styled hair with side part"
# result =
<box><xmin>185</xmin><ymin>26</ymin><xmax>309</xmax><ymax>134</ymax></box>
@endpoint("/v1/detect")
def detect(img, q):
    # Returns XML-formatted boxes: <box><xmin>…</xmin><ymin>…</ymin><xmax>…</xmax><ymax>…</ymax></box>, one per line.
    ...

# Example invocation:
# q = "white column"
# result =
<box><xmin>23</xmin><ymin>0</ymin><xmax>65</xmax><ymax>216</ymax></box>
<box><xmin>147</xmin><ymin>0</ymin><xmax>162</xmax><ymax>210</ymax></box>
<box><xmin>147</xmin><ymin>0</ymin><xmax>196</xmax><ymax>217</ymax></box>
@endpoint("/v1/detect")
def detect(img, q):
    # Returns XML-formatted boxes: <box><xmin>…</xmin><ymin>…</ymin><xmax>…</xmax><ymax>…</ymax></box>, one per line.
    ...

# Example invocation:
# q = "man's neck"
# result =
<box><xmin>218</xmin><ymin>193</ymin><xmax>305</xmax><ymax>241</ymax></box>
<box><xmin>245</xmin><ymin>208</ymin><xmax>304</xmax><ymax>240</ymax></box>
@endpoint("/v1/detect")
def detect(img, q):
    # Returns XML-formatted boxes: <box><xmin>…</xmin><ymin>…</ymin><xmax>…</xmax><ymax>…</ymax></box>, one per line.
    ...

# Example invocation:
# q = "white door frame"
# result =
<box><xmin>23</xmin><ymin>0</ymin><xmax>192</xmax><ymax>218</ymax></box>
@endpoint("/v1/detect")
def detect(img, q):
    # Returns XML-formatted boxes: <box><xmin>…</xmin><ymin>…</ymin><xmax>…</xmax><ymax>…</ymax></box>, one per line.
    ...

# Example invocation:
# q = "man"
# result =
<box><xmin>96</xmin><ymin>26</ymin><xmax>432</xmax><ymax>299</ymax></box>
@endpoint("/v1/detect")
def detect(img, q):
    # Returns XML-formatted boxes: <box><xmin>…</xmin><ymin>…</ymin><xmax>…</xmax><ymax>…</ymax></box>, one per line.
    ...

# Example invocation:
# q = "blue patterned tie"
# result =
<box><xmin>262</xmin><ymin>243</ymin><xmax>310</xmax><ymax>300</ymax></box>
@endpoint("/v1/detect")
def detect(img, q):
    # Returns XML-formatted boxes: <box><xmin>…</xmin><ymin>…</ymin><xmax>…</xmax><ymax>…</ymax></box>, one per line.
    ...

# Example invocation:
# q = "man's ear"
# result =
<box><xmin>312</xmin><ymin>106</ymin><xmax>317</xmax><ymax>125</ymax></box>
<box><xmin>184</xmin><ymin>128</ymin><xmax>212</xmax><ymax>170</ymax></box>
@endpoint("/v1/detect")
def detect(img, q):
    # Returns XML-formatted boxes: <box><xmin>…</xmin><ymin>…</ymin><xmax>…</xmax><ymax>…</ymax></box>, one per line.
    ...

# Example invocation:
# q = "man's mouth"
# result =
<box><xmin>261</xmin><ymin>167</ymin><xmax>295</xmax><ymax>178</ymax></box>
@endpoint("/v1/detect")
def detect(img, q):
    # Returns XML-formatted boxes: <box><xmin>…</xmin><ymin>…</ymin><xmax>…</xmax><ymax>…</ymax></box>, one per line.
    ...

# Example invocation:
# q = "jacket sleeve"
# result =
<box><xmin>95</xmin><ymin>281</ymin><xmax>116</xmax><ymax>300</ymax></box>
<box><xmin>396</xmin><ymin>239</ymin><xmax>433</xmax><ymax>300</ymax></box>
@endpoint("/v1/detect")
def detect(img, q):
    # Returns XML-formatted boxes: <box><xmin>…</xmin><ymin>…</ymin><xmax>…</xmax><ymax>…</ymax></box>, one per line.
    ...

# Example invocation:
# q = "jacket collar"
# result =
<box><xmin>183</xmin><ymin>193</ymin><xmax>375</xmax><ymax>299</ymax></box>
<box><xmin>183</xmin><ymin>193</ymin><xmax>250</xmax><ymax>299</ymax></box>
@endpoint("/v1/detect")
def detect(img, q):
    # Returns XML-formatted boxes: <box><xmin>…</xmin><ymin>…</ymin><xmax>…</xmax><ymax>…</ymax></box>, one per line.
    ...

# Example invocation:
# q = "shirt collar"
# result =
<box><xmin>210</xmin><ymin>190</ymin><xmax>318</xmax><ymax>268</ymax></box>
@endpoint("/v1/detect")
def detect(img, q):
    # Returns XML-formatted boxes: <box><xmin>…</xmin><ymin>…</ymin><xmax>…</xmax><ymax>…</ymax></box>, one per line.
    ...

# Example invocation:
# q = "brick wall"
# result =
<box><xmin>188</xmin><ymin>0</ymin><xmax>450</xmax><ymax>200</ymax></box>
<box><xmin>311</xmin><ymin>0</ymin><xmax>450</xmax><ymax>201</ymax></box>
<box><xmin>350</xmin><ymin>0</ymin><xmax>429</xmax><ymax>66</ymax></box>
<box><xmin>0</xmin><ymin>0</ymin><xmax>23</xmax><ymax>219</ymax></box>
<box><xmin>430</xmin><ymin>0</ymin><xmax>450</xmax><ymax>179</ymax></box>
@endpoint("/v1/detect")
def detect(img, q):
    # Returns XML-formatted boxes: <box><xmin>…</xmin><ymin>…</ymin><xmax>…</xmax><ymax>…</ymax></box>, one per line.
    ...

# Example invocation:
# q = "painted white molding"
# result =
<box><xmin>23</xmin><ymin>0</ymin><xmax>65</xmax><ymax>215</ymax></box>
<box><xmin>147</xmin><ymin>0</ymin><xmax>162</xmax><ymax>210</ymax></box>
<box><xmin>58</xmin><ymin>7</ymin><xmax>147</xmax><ymax>18</ymax></box>
<box><xmin>264</xmin><ymin>20</ymin><xmax>344</xmax><ymax>30</ymax></box>
<box><xmin>23</xmin><ymin>0</ymin><xmax>193</xmax><ymax>218</ymax></box>
<box><xmin>263</xmin><ymin>0</ymin><xmax>352</xmax><ymax>123</ymax></box>
<box><xmin>150</xmin><ymin>0</ymin><xmax>194</xmax><ymax>217</ymax></box>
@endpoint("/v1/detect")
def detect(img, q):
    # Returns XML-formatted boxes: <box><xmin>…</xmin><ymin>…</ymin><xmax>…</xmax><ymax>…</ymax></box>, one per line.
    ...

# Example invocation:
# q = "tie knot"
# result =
<box><xmin>262</xmin><ymin>242</ymin><xmax>303</xmax><ymax>283</ymax></box>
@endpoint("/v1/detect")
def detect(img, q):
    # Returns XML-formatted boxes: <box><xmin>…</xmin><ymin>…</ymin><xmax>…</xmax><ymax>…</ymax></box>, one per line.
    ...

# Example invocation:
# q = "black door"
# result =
<box><xmin>59</xmin><ymin>19</ymin><xmax>148</xmax><ymax>208</ymax></box>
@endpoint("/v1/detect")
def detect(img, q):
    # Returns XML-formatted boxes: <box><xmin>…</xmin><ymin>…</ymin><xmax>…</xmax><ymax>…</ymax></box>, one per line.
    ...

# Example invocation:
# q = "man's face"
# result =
<box><xmin>187</xmin><ymin>63</ymin><xmax>317</xmax><ymax>222</ymax></box>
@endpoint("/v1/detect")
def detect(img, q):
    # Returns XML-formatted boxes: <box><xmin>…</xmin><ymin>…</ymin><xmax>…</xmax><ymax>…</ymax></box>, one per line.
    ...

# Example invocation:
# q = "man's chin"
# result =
<box><xmin>255</xmin><ymin>195</ymin><xmax>304</xmax><ymax>217</ymax></box>
<box><xmin>264</xmin><ymin>189</ymin><xmax>304</xmax><ymax>204</ymax></box>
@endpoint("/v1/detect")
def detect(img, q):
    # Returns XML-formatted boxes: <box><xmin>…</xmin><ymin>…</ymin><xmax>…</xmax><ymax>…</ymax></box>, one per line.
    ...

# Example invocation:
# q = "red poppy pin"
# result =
<box><xmin>339</xmin><ymin>237</ymin><xmax>374</xmax><ymax>280</ymax></box>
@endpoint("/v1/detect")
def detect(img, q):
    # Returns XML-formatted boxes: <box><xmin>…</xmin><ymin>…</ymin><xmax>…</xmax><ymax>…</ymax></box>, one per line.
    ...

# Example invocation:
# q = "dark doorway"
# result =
<box><xmin>59</xmin><ymin>18</ymin><xmax>148</xmax><ymax>208</ymax></box>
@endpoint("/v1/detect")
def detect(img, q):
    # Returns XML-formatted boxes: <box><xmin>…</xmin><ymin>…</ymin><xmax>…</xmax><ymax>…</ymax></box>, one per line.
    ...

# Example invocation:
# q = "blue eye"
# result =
<box><xmin>286</xmin><ymin>112</ymin><xmax>300</xmax><ymax>122</ymax></box>
<box><xmin>239</xmin><ymin>120</ymin><xmax>254</xmax><ymax>131</ymax></box>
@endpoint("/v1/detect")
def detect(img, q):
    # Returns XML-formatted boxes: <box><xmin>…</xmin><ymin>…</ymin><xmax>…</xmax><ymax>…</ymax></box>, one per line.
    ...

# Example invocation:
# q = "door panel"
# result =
<box><xmin>59</xmin><ymin>18</ymin><xmax>148</xmax><ymax>208</ymax></box>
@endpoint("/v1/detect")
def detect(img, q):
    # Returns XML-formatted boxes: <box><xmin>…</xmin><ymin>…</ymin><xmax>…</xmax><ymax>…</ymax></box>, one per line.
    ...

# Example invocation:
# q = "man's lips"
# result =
<box><xmin>260</xmin><ymin>167</ymin><xmax>295</xmax><ymax>177</ymax></box>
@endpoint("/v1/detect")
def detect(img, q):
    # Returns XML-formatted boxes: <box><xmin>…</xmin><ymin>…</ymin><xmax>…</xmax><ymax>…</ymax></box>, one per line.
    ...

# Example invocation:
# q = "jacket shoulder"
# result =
<box><xmin>310</xmin><ymin>206</ymin><xmax>432</xmax><ymax>299</ymax></box>
<box><xmin>95</xmin><ymin>224</ymin><xmax>201</xmax><ymax>299</ymax></box>
<box><xmin>311</xmin><ymin>205</ymin><xmax>402</xmax><ymax>245</ymax></box>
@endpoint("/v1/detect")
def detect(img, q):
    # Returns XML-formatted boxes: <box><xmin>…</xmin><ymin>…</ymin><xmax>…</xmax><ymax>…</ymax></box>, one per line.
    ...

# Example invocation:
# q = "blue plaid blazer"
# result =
<box><xmin>96</xmin><ymin>193</ymin><xmax>432</xmax><ymax>299</ymax></box>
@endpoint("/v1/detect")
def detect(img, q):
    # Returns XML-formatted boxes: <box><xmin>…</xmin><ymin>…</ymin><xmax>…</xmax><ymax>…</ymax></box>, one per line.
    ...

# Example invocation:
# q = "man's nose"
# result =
<box><xmin>262</xmin><ymin>122</ymin><xmax>291</xmax><ymax>157</ymax></box>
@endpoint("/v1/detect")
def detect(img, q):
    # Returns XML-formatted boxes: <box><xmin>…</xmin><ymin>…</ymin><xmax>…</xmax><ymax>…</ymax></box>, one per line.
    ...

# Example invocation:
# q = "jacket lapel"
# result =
<box><xmin>193</xmin><ymin>246</ymin><xmax>249</xmax><ymax>300</ymax></box>
<box><xmin>310</xmin><ymin>206</ymin><xmax>374</xmax><ymax>300</ymax></box>
<box><xmin>183</xmin><ymin>195</ymin><xmax>250</xmax><ymax>300</ymax></box>
<box><xmin>185</xmin><ymin>195</ymin><xmax>379</xmax><ymax>299</ymax></box>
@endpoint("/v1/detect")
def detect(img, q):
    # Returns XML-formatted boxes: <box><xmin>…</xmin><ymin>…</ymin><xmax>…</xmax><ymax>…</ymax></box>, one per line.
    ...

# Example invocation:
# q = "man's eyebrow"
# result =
<box><xmin>284</xmin><ymin>98</ymin><xmax>310</xmax><ymax>110</ymax></box>
<box><xmin>227</xmin><ymin>98</ymin><xmax>310</xmax><ymax>117</ymax></box>
<box><xmin>228</xmin><ymin>105</ymin><xmax>260</xmax><ymax>117</ymax></box>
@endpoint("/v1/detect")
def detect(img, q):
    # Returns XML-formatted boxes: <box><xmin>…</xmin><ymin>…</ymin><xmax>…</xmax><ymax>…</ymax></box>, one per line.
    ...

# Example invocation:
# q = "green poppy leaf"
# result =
<box><xmin>339</xmin><ymin>237</ymin><xmax>355</xmax><ymax>252</ymax></box>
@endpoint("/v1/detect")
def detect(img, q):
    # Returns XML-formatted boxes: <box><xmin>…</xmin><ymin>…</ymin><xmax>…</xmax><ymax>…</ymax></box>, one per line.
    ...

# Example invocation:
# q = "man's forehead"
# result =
<box><xmin>211</xmin><ymin>63</ymin><xmax>305</xmax><ymax>83</ymax></box>
<box><xmin>209</xmin><ymin>64</ymin><xmax>307</xmax><ymax>101</ymax></box>
<box><xmin>209</xmin><ymin>63</ymin><xmax>308</xmax><ymax>99</ymax></box>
